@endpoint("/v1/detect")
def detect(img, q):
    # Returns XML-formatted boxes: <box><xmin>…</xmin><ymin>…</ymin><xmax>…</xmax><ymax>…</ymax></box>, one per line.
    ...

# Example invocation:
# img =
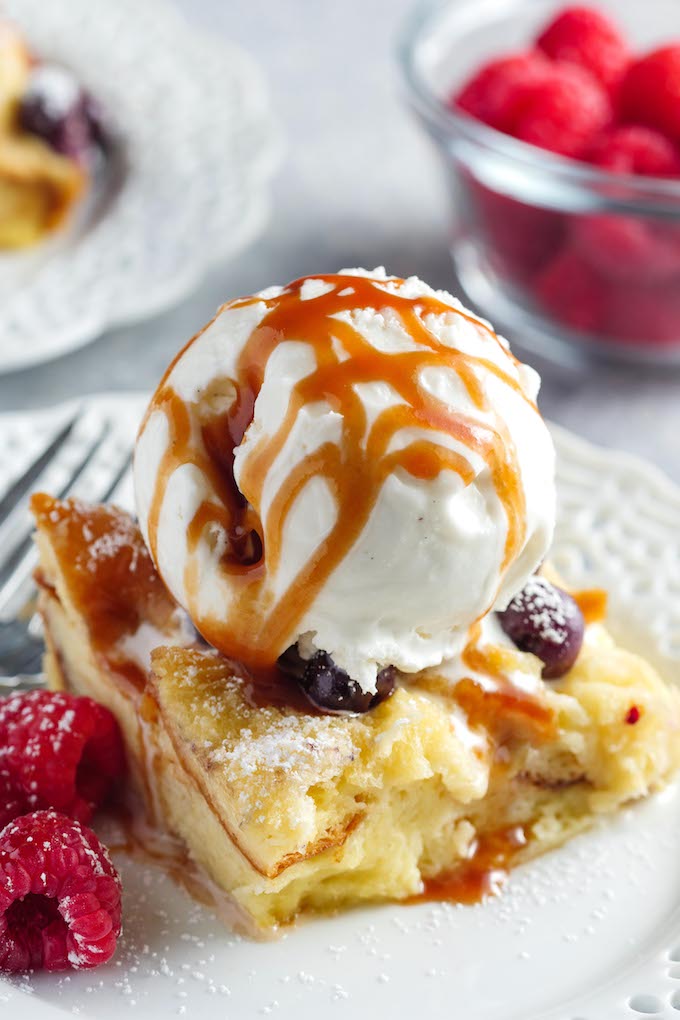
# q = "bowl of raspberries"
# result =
<box><xmin>401</xmin><ymin>0</ymin><xmax>680</xmax><ymax>361</ymax></box>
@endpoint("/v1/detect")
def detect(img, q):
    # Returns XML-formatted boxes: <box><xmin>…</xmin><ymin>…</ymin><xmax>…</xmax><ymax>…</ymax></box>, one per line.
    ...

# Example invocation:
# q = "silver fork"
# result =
<box><xmin>0</xmin><ymin>405</ymin><xmax>134</xmax><ymax>692</ymax></box>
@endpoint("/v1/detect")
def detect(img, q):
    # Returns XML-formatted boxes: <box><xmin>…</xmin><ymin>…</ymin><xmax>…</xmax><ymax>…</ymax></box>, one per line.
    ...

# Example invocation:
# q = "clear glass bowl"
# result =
<box><xmin>399</xmin><ymin>0</ymin><xmax>680</xmax><ymax>364</ymax></box>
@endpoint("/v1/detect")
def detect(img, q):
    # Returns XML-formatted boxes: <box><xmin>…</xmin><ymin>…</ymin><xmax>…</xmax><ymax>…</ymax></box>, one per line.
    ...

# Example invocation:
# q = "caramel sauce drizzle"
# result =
<box><xmin>142</xmin><ymin>273</ymin><xmax>539</xmax><ymax>674</ymax></box>
<box><xmin>457</xmin><ymin>625</ymin><xmax>556</xmax><ymax>744</ymax></box>
<box><xmin>454</xmin><ymin>676</ymin><xmax>555</xmax><ymax>746</ymax></box>
<box><xmin>31</xmin><ymin>493</ymin><xmax>176</xmax><ymax>687</ymax></box>
<box><xmin>573</xmin><ymin>587</ymin><xmax>608</xmax><ymax>625</ymax></box>
<box><xmin>415</xmin><ymin>826</ymin><xmax>527</xmax><ymax>905</ymax></box>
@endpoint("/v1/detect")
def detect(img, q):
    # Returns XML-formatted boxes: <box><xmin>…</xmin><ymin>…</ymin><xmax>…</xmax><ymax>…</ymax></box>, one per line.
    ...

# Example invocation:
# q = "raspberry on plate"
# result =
<box><xmin>0</xmin><ymin>690</ymin><xmax>125</xmax><ymax>823</ymax></box>
<box><xmin>0</xmin><ymin>810</ymin><xmax>122</xmax><ymax>972</ymax></box>
<box><xmin>536</xmin><ymin>6</ymin><xmax>629</xmax><ymax>94</ymax></box>
<box><xmin>513</xmin><ymin>62</ymin><xmax>611</xmax><ymax>158</ymax></box>
<box><xmin>453</xmin><ymin>51</ymin><xmax>550</xmax><ymax>132</ymax></box>
<box><xmin>620</xmin><ymin>46</ymin><xmax>680</xmax><ymax>142</ymax></box>
<box><xmin>534</xmin><ymin>247</ymin><xmax>607</xmax><ymax>332</ymax></box>
<box><xmin>587</xmin><ymin>124</ymin><xmax>680</xmax><ymax>177</ymax></box>
<box><xmin>0</xmin><ymin>772</ymin><xmax>31</xmax><ymax>831</ymax></box>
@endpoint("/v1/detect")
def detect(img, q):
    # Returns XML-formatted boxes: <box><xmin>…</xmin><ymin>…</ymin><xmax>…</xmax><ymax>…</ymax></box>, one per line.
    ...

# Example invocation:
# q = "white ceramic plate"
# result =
<box><xmin>1</xmin><ymin>394</ymin><xmax>680</xmax><ymax>1020</ymax></box>
<box><xmin>0</xmin><ymin>0</ymin><xmax>281</xmax><ymax>375</ymax></box>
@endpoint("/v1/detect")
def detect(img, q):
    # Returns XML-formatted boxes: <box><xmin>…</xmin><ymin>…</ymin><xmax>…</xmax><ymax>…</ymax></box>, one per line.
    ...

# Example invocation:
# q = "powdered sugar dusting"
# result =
<box><xmin>42</xmin><ymin>496</ymin><xmax>151</xmax><ymax>577</ymax></box>
<box><xmin>208</xmin><ymin>715</ymin><xmax>357</xmax><ymax>782</ymax></box>
<box><xmin>513</xmin><ymin>577</ymin><xmax>569</xmax><ymax>646</ymax></box>
<box><xmin>84</xmin><ymin>521</ymin><xmax>141</xmax><ymax>575</ymax></box>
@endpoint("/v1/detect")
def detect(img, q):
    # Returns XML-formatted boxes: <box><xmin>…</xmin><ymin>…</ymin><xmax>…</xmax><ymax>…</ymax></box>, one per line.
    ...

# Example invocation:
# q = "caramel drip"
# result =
<box><xmin>31</xmin><ymin>493</ymin><xmax>177</xmax><ymax>654</ymax></box>
<box><xmin>454</xmin><ymin>677</ymin><xmax>555</xmax><ymax>745</ymax></box>
<box><xmin>573</xmin><ymin>587</ymin><xmax>608</xmax><ymax>625</ymax></box>
<box><xmin>458</xmin><ymin>625</ymin><xmax>555</xmax><ymax>743</ymax></box>
<box><xmin>414</xmin><ymin>825</ymin><xmax>527</xmax><ymax>906</ymax></box>
<box><xmin>143</xmin><ymin>273</ymin><xmax>538</xmax><ymax>672</ymax></box>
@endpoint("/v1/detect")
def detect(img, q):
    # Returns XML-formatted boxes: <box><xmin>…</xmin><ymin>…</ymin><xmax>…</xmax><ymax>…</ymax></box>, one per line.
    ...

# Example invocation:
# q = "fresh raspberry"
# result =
<box><xmin>603</xmin><ymin>282</ymin><xmax>680</xmax><ymax>346</ymax></box>
<box><xmin>0</xmin><ymin>691</ymin><xmax>125</xmax><ymax>823</ymax></box>
<box><xmin>588</xmin><ymin>125</ymin><xmax>680</xmax><ymax>177</ymax></box>
<box><xmin>513</xmin><ymin>62</ymin><xmax>612</xmax><ymax>157</ymax></box>
<box><xmin>534</xmin><ymin>247</ymin><xmax>606</xmax><ymax>332</ymax></box>
<box><xmin>453</xmin><ymin>51</ymin><xmax>550</xmax><ymax>132</ymax></box>
<box><xmin>571</xmin><ymin>214</ymin><xmax>680</xmax><ymax>284</ymax></box>
<box><xmin>470</xmin><ymin>181</ymin><xmax>565</xmax><ymax>280</ymax></box>
<box><xmin>0</xmin><ymin>811</ymin><xmax>121</xmax><ymax>972</ymax></box>
<box><xmin>536</xmin><ymin>6</ymin><xmax>629</xmax><ymax>95</ymax></box>
<box><xmin>620</xmin><ymin>46</ymin><xmax>680</xmax><ymax>142</ymax></box>
<box><xmin>0</xmin><ymin>772</ymin><xmax>31</xmax><ymax>830</ymax></box>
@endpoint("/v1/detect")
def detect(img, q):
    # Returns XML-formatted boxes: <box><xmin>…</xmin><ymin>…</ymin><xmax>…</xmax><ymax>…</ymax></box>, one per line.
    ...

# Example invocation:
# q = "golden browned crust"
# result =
<box><xmin>150</xmin><ymin>669</ymin><xmax>366</xmax><ymax>879</ymax></box>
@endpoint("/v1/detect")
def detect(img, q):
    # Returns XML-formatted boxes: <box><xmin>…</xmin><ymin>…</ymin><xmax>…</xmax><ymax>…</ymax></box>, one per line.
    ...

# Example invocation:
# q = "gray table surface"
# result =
<box><xmin>2</xmin><ymin>0</ymin><xmax>679</xmax><ymax>484</ymax></box>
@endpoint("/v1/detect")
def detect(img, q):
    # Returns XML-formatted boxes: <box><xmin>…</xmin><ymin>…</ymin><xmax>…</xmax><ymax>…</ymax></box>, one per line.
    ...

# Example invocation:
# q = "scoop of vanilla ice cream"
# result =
<box><xmin>135</xmin><ymin>268</ymin><xmax>555</xmax><ymax>692</ymax></box>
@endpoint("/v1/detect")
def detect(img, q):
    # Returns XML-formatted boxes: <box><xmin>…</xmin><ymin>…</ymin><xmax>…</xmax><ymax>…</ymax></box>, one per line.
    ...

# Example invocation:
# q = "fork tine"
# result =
<box><xmin>98</xmin><ymin>448</ymin><xmax>133</xmax><ymax>501</ymax></box>
<box><xmin>0</xmin><ymin>416</ymin><xmax>108</xmax><ymax>567</ymax></box>
<box><xmin>0</xmin><ymin>422</ymin><xmax>110</xmax><ymax>619</ymax></box>
<box><xmin>0</xmin><ymin>420</ymin><xmax>110</xmax><ymax>588</ymax></box>
<box><xmin>16</xmin><ymin>645</ymin><xmax>43</xmax><ymax>675</ymax></box>
<box><xmin>0</xmin><ymin>640</ymin><xmax>43</xmax><ymax>677</ymax></box>
<box><xmin>105</xmin><ymin>457</ymin><xmax>134</xmax><ymax>507</ymax></box>
<box><xmin>0</xmin><ymin>616</ymin><xmax>44</xmax><ymax>677</ymax></box>
<box><xmin>0</xmin><ymin>558</ymin><xmax>41</xmax><ymax>622</ymax></box>
<box><xmin>0</xmin><ymin>412</ymin><xmax>79</xmax><ymax>524</ymax></box>
<box><xmin>0</xmin><ymin>431</ymin><xmax>133</xmax><ymax>620</ymax></box>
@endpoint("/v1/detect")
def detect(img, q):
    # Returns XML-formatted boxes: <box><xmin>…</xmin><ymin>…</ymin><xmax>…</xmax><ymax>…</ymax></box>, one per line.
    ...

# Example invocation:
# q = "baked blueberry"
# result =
<box><xmin>279</xmin><ymin>646</ymin><xmax>396</xmax><ymax>714</ymax></box>
<box><xmin>497</xmin><ymin>576</ymin><xmax>584</xmax><ymax>679</ymax></box>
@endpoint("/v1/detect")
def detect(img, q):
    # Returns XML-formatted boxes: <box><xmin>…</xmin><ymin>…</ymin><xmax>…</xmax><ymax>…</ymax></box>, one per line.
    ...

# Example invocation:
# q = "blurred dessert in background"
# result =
<box><xmin>0</xmin><ymin>20</ymin><xmax>106</xmax><ymax>248</ymax></box>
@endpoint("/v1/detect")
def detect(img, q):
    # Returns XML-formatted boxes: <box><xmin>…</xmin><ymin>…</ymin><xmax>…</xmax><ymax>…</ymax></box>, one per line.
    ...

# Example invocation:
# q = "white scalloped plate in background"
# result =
<box><xmin>0</xmin><ymin>0</ymin><xmax>281</xmax><ymax>374</ymax></box>
<box><xmin>1</xmin><ymin>395</ymin><xmax>680</xmax><ymax>1020</ymax></box>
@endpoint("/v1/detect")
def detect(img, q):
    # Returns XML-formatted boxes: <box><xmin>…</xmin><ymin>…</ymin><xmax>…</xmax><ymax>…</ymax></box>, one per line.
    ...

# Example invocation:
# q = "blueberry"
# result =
<box><xmin>373</xmin><ymin>666</ymin><xmax>397</xmax><ymax>704</ymax></box>
<box><xmin>497</xmin><ymin>576</ymin><xmax>584</xmax><ymax>679</ymax></box>
<box><xmin>277</xmin><ymin>643</ymin><xmax>306</xmax><ymax>681</ymax></box>
<box><xmin>279</xmin><ymin>647</ymin><xmax>396</xmax><ymax>714</ymax></box>
<box><xmin>18</xmin><ymin>66</ymin><xmax>104</xmax><ymax>163</ymax></box>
